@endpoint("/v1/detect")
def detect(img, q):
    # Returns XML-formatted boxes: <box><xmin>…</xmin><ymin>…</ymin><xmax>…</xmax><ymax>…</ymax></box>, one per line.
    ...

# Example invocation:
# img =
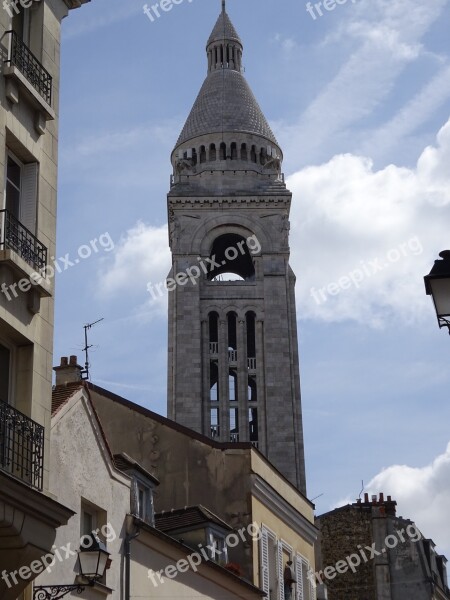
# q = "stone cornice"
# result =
<box><xmin>168</xmin><ymin>196</ymin><xmax>291</xmax><ymax>208</ymax></box>
<box><xmin>251</xmin><ymin>475</ymin><xmax>318</xmax><ymax>546</ymax></box>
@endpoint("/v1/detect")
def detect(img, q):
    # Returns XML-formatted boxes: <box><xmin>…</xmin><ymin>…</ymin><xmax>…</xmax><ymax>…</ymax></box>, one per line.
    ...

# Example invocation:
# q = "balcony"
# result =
<box><xmin>4</xmin><ymin>30</ymin><xmax>52</xmax><ymax>105</ymax></box>
<box><xmin>211</xmin><ymin>425</ymin><xmax>220</xmax><ymax>439</ymax></box>
<box><xmin>247</xmin><ymin>357</ymin><xmax>256</xmax><ymax>370</ymax></box>
<box><xmin>230</xmin><ymin>432</ymin><xmax>239</xmax><ymax>443</ymax></box>
<box><xmin>210</xmin><ymin>342</ymin><xmax>218</xmax><ymax>355</ymax></box>
<box><xmin>0</xmin><ymin>209</ymin><xmax>47</xmax><ymax>272</ymax></box>
<box><xmin>0</xmin><ymin>399</ymin><xmax>44</xmax><ymax>491</ymax></box>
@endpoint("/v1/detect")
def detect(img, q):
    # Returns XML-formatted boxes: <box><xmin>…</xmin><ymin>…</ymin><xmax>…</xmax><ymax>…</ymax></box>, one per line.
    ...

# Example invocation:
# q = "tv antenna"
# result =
<box><xmin>81</xmin><ymin>318</ymin><xmax>104</xmax><ymax>380</ymax></box>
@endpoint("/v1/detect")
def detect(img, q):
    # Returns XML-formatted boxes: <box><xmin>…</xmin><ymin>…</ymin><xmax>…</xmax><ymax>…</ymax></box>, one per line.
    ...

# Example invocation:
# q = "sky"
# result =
<box><xmin>55</xmin><ymin>0</ymin><xmax>450</xmax><ymax>557</ymax></box>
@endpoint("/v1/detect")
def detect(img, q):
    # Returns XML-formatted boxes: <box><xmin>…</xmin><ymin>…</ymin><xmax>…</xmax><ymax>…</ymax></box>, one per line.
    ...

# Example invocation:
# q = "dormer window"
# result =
<box><xmin>137</xmin><ymin>482</ymin><xmax>154</xmax><ymax>525</ymax></box>
<box><xmin>208</xmin><ymin>530</ymin><xmax>228</xmax><ymax>563</ymax></box>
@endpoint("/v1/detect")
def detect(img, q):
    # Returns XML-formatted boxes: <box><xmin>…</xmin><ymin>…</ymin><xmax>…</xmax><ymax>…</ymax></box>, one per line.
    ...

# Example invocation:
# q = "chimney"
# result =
<box><xmin>53</xmin><ymin>356</ymin><xmax>83</xmax><ymax>386</ymax></box>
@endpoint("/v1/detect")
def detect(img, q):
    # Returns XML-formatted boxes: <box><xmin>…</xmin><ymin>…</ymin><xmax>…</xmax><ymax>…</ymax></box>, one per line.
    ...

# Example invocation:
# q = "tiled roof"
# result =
<box><xmin>176</xmin><ymin>69</ymin><xmax>278</xmax><ymax>147</ymax></box>
<box><xmin>52</xmin><ymin>381</ymin><xmax>84</xmax><ymax>416</ymax></box>
<box><xmin>207</xmin><ymin>9</ymin><xmax>242</xmax><ymax>47</ymax></box>
<box><xmin>155</xmin><ymin>505</ymin><xmax>232</xmax><ymax>533</ymax></box>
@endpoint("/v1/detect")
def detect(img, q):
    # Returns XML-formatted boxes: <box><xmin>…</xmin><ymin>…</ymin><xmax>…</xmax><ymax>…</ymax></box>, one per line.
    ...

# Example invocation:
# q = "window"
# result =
<box><xmin>0</xmin><ymin>344</ymin><xmax>11</xmax><ymax>404</ymax></box>
<box><xmin>249</xmin><ymin>408</ymin><xmax>258</xmax><ymax>443</ymax></box>
<box><xmin>4</xmin><ymin>151</ymin><xmax>38</xmax><ymax>235</ymax></box>
<box><xmin>12</xmin><ymin>5</ymin><xmax>31</xmax><ymax>45</ymax></box>
<box><xmin>136</xmin><ymin>482</ymin><xmax>154</xmax><ymax>525</ymax></box>
<box><xmin>229</xmin><ymin>371</ymin><xmax>237</xmax><ymax>402</ymax></box>
<box><xmin>207</xmin><ymin>529</ymin><xmax>228</xmax><ymax>563</ymax></box>
<box><xmin>295</xmin><ymin>554</ymin><xmax>314</xmax><ymax>600</ymax></box>
<box><xmin>229</xmin><ymin>407</ymin><xmax>238</xmax><ymax>442</ymax></box>
<box><xmin>211</xmin><ymin>407</ymin><xmax>219</xmax><ymax>438</ymax></box>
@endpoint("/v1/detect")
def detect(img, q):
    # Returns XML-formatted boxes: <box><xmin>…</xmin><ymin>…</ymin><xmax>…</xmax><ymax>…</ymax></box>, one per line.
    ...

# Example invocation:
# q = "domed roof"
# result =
<box><xmin>176</xmin><ymin>68</ymin><xmax>278</xmax><ymax>147</ymax></box>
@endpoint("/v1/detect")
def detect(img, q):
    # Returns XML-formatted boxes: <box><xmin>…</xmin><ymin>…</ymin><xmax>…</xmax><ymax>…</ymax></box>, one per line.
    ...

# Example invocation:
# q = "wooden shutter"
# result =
<box><xmin>20</xmin><ymin>163</ymin><xmax>38</xmax><ymax>235</ymax></box>
<box><xmin>295</xmin><ymin>555</ymin><xmax>304</xmax><ymax>600</ymax></box>
<box><xmin>260</xmin><ymin>528</ymin><xmax>270</xmax><ymax>597</ymax></box>
<box><xmin>277</xmin><ymin>541</ymin><xmax>284</xmax><ymax>600</ymax></box>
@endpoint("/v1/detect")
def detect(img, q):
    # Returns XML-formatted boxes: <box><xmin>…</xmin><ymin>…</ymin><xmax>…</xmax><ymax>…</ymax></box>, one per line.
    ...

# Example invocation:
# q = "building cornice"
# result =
<box><xmin>251</xmin><ymin>475</ymin><xmax>318</xmax><ymax>546</ymax></box>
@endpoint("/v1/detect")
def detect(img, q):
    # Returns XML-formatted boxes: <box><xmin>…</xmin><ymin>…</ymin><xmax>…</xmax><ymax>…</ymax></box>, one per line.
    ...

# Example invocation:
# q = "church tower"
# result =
<box><xmin>167</xmin><ymin>1</ymin><xmax>307</xmax><ymax>493</ymax></box>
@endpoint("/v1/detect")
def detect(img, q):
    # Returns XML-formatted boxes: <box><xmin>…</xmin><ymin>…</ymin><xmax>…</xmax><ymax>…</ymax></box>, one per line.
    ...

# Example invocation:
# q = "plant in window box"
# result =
<box><xmin>225</xmin><ymin>562</ymin><xmax>242</xmax><ymax>577</ymax></box>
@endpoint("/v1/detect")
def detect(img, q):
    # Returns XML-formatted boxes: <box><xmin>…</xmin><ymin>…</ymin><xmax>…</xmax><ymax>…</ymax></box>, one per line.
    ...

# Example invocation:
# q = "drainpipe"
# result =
<box><xmin>125</xmin><ymin>522</ymin><xmax>141</xmax><ymax>600</ymax></box>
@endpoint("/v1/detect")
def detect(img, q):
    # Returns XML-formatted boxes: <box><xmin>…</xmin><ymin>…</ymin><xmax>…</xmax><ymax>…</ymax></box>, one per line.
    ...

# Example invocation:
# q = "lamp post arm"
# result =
<box><xmin>33</xmin><ymin>585</ymin><xmax>85</xmax><ymax>600</ymax></box>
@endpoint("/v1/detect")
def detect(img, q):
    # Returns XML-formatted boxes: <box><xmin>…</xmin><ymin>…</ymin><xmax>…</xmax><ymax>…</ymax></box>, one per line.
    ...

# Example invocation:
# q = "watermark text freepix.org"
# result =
<box><xmin>143</xmin><ymin>0</ymin><xmax>193</xmax><ymax>23</ymax></box>
<box><xmin>147</xmin><ymin>234</ymin><xmax>261</xmax><ymax>301</ymax></box>
<box><xmin>0</xmin><ymin>232</ymin><xmax>114</xmax><ymax>302</ymax></box>
<box><xmin>1</xmin><ymin>523</ymin><xmax>117</xmax><ymax>589</ymax></box>
<box><xmin>310</xmin><ymin>523</ymin><xmax>422</xmax><ymax>586</ymax></box>
<box><xmin>148</xmin><ymin>521</ymin><xmax>262</xmax><ymax>586</ymax></box>
<box><xmin>306</xmin><ymin>0</ymin><xmax>359</xmax><ymax>20</ymax></box>
<box><xmin>310</xmin><ymin>236</ymin><xmax>423</xmax><ymax>306</ymax></box>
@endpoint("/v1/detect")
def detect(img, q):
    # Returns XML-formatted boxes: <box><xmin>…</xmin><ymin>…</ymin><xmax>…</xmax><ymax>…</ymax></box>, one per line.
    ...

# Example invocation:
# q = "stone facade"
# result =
<box><xmin>166</xmin><ymin>2</ymin><xmax>306</xmax><ymax>494</ymax></box>
<box><xmin>0</xmin><ymin>2</ymin><xmax>89</xmax><ymax>598</ymax></box>
<box><xmin>315</xmin><ymin>494</ymin><xmax>450</xmax><ymax>600</ymax></box>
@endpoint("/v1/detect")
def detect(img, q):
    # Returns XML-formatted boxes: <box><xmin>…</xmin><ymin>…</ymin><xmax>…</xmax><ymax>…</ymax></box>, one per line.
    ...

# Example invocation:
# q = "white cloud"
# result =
<box><xmin>366</xmin><ymin>443</ymin><xmax>450</xmax><ymax>557</ymax></box>
<box><xmin>288</xmin><ymin>118</ymin><xmax>450</xmax><ymax>327</ymax></box>
<box><xmin>276</xmin><ymin>0</ymin><xmax>449</xmax><ymax>168</ymax></box>
<box><xmin>99</xmin><ymin>221</ymin><xmax>171</xmax><ymax>315</ymax></box>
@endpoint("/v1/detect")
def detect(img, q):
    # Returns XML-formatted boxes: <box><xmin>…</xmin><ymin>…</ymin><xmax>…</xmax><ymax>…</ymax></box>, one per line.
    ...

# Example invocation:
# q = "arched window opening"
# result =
<box><xmin>250</xmin><ymin>145</ymin><xmax>257</xmax><ymax>163</ymax></box>
<box><xmin>209</xmin><ymin>144</ymin><xmax>216</xmax><ymax>161</ymax></box>
<box><xmin>229</xmin><ymin>370</ymin><xmax>238</xmax><ymax>402</ymax></box>
<box><xmin>230</xmin><ymin>142</ymin><xmax>237</xmax><ymax>160</ymax></box>
<box><xmin>200</xmin><ymin>146</ymin><xmax>206</xmax><ymax>163</ymax></box>
<box><xmin>230</xmin><ymin>408</ymin><xmax>239</xmax><ymax>442</ymax></box>
<box><xmin>211</xmin><ymin>407</ymin><xmax>219</xmax><ymax>438</ymax></box>
<box><xmin>227</xmin><ymin>313</ymin><xmax>237</xmax><ymax>358</ymax></box>
<box><xmin>192</xmin><ymin>148</ymin><xmax>197</xmax><ymax>166</ymax></box>
<box><xmin>220</xmin><ymin>142</ymin><xmax>226</xmax><ymax>160</ymax></box>
<box><xmin>246</xmin><ymin>312</ymin><xmax>256</xmax><ymax>358</ymax></box>
<box><xmin>248</xmin><ymin>377</ymin><xmax>257</xmax><ymax>403</ymax></box>
<box><xmin>210</xmin><ymin>362</ymin><xmax>219</xmax><ymax>402</ymax></box>
<box><xmin>260</xmin><ymin>148</ymin><xmax>267</xmax><ymax>165</ymax></box>
<box><xmin>249</xmin><ymin>408</ymin><xmax>258</xmax><ymax>443</ymax></box>
<box><xmin>209</xmin><ymin>312</ymin><xmax>219</xmax><ymax>354</ymax></box>
<box><xmin>241</xmin><ymin>143</ymin><xmax>248</xmax><ymax>161</ymax></box>
<box><xmin>207</xmin><ymin>233</ymin><xmax>256</xmax><ymax>281</ymax></box>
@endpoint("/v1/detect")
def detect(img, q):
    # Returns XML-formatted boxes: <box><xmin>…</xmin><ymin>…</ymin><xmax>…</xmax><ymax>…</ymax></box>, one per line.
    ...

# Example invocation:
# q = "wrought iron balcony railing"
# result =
<box><xmin>0</xmin><ymin>399</ymin><xmax>44</xmax><ymax>491</ymax></box>
<box><xmin>0</xmin><ymin>209</ymin><xmax>48</xmax><ymax>272</ymax></box>
<box><xmin>4</xmin><ymin>30</ymin><xmax>52</xmax><ymax>105</ymax></box>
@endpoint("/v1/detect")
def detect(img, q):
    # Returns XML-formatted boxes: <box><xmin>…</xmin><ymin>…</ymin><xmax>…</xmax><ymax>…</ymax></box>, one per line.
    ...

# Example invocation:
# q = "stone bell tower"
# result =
<box><xmin>167</xmin><ymin>1</ymin><xmax>306</xmax><ymax>493</ymax></box>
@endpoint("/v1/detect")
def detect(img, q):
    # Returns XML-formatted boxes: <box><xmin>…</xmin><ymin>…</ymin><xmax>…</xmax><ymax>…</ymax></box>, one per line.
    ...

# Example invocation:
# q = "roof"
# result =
<box><xmin>134</xmin><ymin>516</ymin><xmax>265</xmax><ymax>597</ymax></box>
<box><xmin>207</xmin><ymin>8</ymin><xmax>242</xmax><ymax>47</ymax></box>
<box><xmin>52</xmin><ymin>381</ymin><xmax>84</xmax><ymax>416</ymax></box>
<box><xmin>113</xmin><ymin>452</ymin><xmax>160</xmax><ymax>486</ymax></box>
<box><xmin>155</xmin><ymin>505</ymin><xmax>232</xmax><ymax>533</ymax></box>
<box><xmin>176</xmin><ymin>68</ymin><xmax>278</xmax><ymax>147</ymax></box>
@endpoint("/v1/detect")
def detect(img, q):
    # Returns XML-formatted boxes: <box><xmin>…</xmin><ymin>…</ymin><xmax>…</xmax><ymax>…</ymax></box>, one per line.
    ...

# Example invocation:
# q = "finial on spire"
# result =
<box><xmin>222</xmin><ymin>0</ymin><xmax>226</xmax><ymax>12</ymax></box>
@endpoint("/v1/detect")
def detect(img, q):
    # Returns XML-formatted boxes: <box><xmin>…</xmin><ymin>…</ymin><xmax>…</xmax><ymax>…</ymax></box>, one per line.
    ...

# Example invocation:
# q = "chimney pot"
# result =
<box><xmin>379</xmin><ymin>493</ymin><xmax>384</xmax><ymax>503</ymax></box>
<box><xmin>371</xmin><ymin>495</ymin><xmax>377</xmax><ymax>503</ymax></box>
<box><xmin>364</xmin><ymin>493</ymin><xmax>369</xmax><ymax>503</ymax></box>
<box><xmin>387</xmin><ymin>495</ymin><xmax>392</xmax><ymax>502</ymax></box>
<box><xmin>54</xmin><ymin>355</ymin><xmax>83</xmax><ymax>386</ymax></box>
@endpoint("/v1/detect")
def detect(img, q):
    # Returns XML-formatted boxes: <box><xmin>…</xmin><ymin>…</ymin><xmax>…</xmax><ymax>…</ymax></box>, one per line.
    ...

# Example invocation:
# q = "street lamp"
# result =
<box><xmin>33</xmin><ymin>536</ymin><xmax>110</xmax><ymax>600</ymax></box>
<box><xmin>424</xmin><ymin>250</ymin><xmax>450</xmax><ymax>333</ymax></box>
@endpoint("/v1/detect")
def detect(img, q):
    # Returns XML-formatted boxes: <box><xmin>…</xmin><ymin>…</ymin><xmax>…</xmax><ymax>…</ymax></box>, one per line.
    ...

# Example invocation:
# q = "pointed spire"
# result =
<box><xmin>222</xmin><ymin>0</ymin><xmax>226</xmax><ymax>12</ymax></box>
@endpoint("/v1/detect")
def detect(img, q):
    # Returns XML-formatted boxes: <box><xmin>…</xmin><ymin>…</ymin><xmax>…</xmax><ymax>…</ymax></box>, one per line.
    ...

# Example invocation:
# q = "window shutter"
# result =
<box><xmin>20</xmin><ymin>163</ymin><xmax>38</xmax><ymax>235</ymax></box>
<box><xmin>295</xmin><ymin>555</ymin><xmax>304</xmax><ymax>600</ymax></box>
<box><xmin>277</xmin><ymin>541</ymin><xmax>284</xmax><ymax>600</ymax></box>
<box><xmin>260</xmin><ymin>528</ymin><xmax>270</xmax><ymax>597</ymax></box>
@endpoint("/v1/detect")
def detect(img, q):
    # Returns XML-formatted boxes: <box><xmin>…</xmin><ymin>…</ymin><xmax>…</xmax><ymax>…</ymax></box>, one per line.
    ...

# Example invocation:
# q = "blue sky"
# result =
<box><xmin>55</xmin><ymin>0</ymin><xmax>450</xmax><ymax>555</ymax></box>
